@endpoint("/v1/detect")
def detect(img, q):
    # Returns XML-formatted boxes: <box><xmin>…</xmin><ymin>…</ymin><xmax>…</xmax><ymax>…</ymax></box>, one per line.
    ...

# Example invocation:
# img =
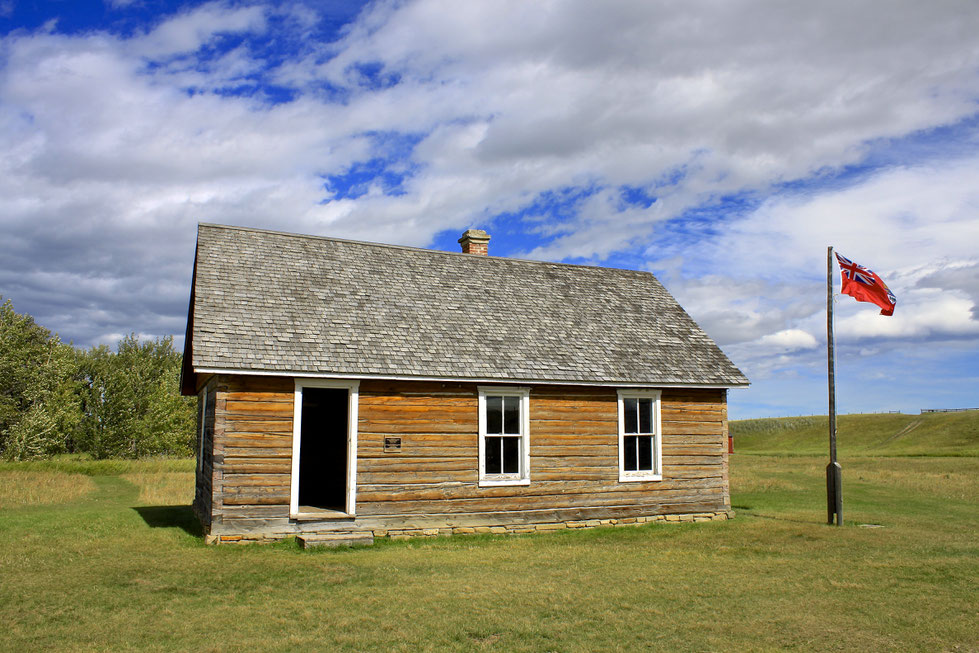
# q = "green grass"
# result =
<box><xmin>731</xmin><ymin>410</ymin><xmax>979</xmax><ymax>456</ymax></box>
<box><xmin>1</xmin><ymin>431</ymin><xmax>977</xmax><ymax>651</ymax></box>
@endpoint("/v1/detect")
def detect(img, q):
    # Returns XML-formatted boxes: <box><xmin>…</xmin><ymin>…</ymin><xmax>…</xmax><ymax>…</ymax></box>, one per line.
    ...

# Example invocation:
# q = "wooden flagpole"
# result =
<box><xmin>827</xmin><ymin>246</ymin><xmax>842</xmax><ymax>526</ymax></box>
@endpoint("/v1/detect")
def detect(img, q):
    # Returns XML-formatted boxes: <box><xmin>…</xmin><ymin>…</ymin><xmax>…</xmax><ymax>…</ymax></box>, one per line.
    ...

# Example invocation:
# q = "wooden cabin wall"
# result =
<box><xmin>192</xmin><ymin>376</ymin><xmax>217</xmax><ymax>527</ymax></box>
<box><xmin>203</xmin><ymin>376</ymin><xmax>729</xmax><ymax>534</ymax></box>
<box><xmin>205</xmin><ymin>375</ymin><xmax>294</xmax><ymax>532</ymax></box>
<box><xmin>356</xmin><ymin>381</ymin><xmax>729</xmax><ymax>522</ymax></box>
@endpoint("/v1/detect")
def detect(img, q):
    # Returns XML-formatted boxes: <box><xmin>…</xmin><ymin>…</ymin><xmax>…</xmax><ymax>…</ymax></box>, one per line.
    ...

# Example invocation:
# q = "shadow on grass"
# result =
<box><xmin>732</xmin><ymin>504</ymin><xmax>828</xmax><ymax>525</ymax></box>
<box><xmin>133</xmin><ymin>505</ymin><xmax>203</xmax><ymax>538</ymax></box>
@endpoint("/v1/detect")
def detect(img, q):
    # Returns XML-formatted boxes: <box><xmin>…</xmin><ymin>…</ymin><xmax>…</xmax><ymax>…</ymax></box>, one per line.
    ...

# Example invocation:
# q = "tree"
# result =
<box><xmin>77</xmin><ymin>335</ymin><xmax>196</xmax><ymax>459</ymax></box>
<box><xmin>0</xmin><ymin>298</ymin><xmax>80</xmax><ymax>460</ymax></box>
<box><xmin>1</xmin><ymin>299</ymin><xmax>196</xmax><ymax>460</ymax></box>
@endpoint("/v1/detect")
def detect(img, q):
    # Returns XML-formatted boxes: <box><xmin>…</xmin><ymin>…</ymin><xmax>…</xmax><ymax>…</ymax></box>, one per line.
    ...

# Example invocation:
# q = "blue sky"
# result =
<box><xmin>1</xmin><ymin>1</ymin><xmax>977</xmax><ymax>420</ymax></box>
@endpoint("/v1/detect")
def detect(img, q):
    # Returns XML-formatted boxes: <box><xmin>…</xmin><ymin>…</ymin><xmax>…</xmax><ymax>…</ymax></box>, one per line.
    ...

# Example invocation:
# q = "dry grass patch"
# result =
<box><xmin>846</xmin><ymin>457</ymin><xmax>979</xmax><ymax>502</ymax></box>
<box><xmin>0</xmin><ymin>470</ymin><xmax>95</xmax><ymax>509</ymax></box>
<box><xmin>121</xmin><ymin>470</ymin><xmax>195</xmax><ymax>505</ymax></box>
<box><xmin>732</xmin><ymin>455</ymin><xmax>979</xmax><ymax>503</ymax></box>
<box><xmin>729</xmin><ymin>455</ymin><xmax>823</xmax><ymax>494</ymax></box>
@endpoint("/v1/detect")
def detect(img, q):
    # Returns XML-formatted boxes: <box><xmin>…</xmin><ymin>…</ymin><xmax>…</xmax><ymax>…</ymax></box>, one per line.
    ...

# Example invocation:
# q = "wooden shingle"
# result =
<box><xmin>182</xmin><ymin>223</ymin><xmax>748</xmax><ymax>390</ymax></box>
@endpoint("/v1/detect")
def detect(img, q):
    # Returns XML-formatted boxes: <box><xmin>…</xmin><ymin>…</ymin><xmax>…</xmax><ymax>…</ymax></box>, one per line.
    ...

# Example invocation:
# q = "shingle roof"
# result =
<box><xmin>183</xmin><ymin>223</ymin><xmax>747</xmax><ymax>389</ymax></box>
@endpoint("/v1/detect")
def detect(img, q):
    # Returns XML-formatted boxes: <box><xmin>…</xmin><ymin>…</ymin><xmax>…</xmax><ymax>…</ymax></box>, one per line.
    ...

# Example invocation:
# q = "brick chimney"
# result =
<box><xmin>458</xmin><ymin>229</ymin><xmax>490</xmax><ymax>255</ymax></box>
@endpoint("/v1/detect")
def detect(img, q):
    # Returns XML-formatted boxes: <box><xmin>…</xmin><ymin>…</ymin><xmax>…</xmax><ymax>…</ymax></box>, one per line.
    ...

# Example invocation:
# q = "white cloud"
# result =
<box><xmin>836</xmin><ymin>293</ymin><xmax>979</xmax><ymax>341</ymax></box>
<box><xmin>131</xmin><ymin>2</ymin><xmax>268</xmax><ymax>58</ymax></box>
<box><xmin>663</xmin><ymin>157</ymin><xmax>979</xmax><ymax>348</ymax></box>
<box><xmin>917</xmin><ymin>261</ymin><xmax>979</xmax><ymax>319</ymax></box>
<box><xmin>0</xmin><ymin>0</ymin><xmax>978</xmax><ymax>420</ymax></box>
<box><xmin>757</xmin><ymin>329</ymin><xmax>819</xmax><ymax>352</ymax></box>
<box><xmin>719</xmin><ymin>160</ymin><xmax>979</xmax><ymax>277</ymax></box>
<box><xmin>269</xmin><ymin>0</ymin><xmax>979</xmax><ymax>264</ymax></box>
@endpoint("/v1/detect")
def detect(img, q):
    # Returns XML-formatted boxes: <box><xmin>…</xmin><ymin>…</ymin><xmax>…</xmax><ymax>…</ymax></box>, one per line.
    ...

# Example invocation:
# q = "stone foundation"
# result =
<box><xmin>204</xmin><ymin>510</ymin><xmax>735</xmax><ymax>545</ymax></box>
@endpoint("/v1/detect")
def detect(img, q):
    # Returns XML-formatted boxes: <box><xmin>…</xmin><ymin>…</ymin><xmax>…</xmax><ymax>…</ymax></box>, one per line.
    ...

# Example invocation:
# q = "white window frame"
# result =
<box><xmin>617</xmin><ymin>389</ymin><xmax>663</xmax><ymax>482</ymax></box>
<box><xmin>477</xmin><ymin>386</ymin><xmax>531</xmax><ymax>487</ymax></box>
<box><xmin>290</xmin><ymin>378</ymin><xmax>360</xmax><ymax>517</ymax></box>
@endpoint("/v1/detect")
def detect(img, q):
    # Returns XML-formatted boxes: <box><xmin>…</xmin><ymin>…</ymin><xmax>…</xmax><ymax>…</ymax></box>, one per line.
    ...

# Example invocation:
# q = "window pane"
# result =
<box><xmin>503</xmin><ymin>396</ymin><xmax>520</xmax><ymax>434</ymax></box>
<box><xmin>623</xmin><ymin>398</ymin><xmax>638</xmax><ymax>433</ymax></box>
<box><xmin>485</xmin><ymin>436</ymin><xmax>502</xmax><ymax>473</ymax></box>
<box><xmin>637</xmin><ymin>435</ymin><xmax>653</xmax><ymax>471</ymax></box>
<box><xmin>503</xmin><ymin>437</ymin><xmax>520</xmax><ymax>474</ymax></box>
<box><xmin>624</xmin><ymin>435</ymin><xmax>638</xmax><ymax>470</ymax></box>
<box><xmin>486</xmin><ymin>396</ymin><xmax>502</xmax><ymax>434</ymax></box>
<box><xmin>639</xmin><ymin>398</ymin><xmax>652</xmax><ymax>433</ymax></box>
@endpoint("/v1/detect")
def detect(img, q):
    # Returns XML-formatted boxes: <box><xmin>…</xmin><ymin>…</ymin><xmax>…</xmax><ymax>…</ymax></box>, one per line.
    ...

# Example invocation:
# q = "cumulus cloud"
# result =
<box><xmin>699</xmin><ymin>160</ymin><xmax>979</xmax><ymax>323</ymax></box>
<box><xmin>917</xmin><ymin>262</ymin><xmax>979</xmax><ymax>319</ymax></box>
<box><xmin>715</xmin><ymin>159</ymin><xmax>979</xmax><ymax>277</ymax></box>
<box><xmin>757</xmin><ymin>329</ymin><xmax>819</xmax><ymax>352</ymax></box>
<box><xmin>301</xmin><ymin>0</ymin><xmax>979</xmax><ymax>260</ymax></box>
<box><xmin>0</xmin><ymin>0</ymin><xmax>978</xmax><ymax>416</ymax></box>
<box><xmin>131</xmin><ymin>2</ymin><xmax>268</xmax><ymax>58</ymax></box>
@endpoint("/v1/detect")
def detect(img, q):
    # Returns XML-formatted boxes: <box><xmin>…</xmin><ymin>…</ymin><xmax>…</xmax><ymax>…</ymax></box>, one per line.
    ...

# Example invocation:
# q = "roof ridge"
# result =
<box><xmin>197</xmin><ymin>222</ymin><xmax>652</xmax><ymax>277</ymax></box>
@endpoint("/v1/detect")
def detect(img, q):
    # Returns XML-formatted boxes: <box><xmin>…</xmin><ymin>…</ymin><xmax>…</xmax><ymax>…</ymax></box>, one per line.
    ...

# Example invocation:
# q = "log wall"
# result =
<box><xmin>356</xmin><ymin>381</ymin><xmax>729</xmax><ymax>520</ymax></box>
<box><xmin>198</xmin><ymin>375</ymin><xmax>731</xmax><ymax>537</ymax></box>
<box><xmin>192</xmin><ymin>376</ymin><xmax>217</xmax><ymax>527</ymax></box>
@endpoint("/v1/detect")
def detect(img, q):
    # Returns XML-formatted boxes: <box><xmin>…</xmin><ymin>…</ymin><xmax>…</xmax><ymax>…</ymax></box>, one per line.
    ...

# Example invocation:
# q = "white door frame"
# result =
<box><xmin>290</xmin><ymin>378</ymin><xmax>360</xmax><ymax>517</ymax></box>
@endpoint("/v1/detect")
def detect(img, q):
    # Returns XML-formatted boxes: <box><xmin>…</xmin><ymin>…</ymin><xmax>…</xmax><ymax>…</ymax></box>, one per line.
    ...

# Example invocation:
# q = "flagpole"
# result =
<box><xmin>827</xmin><ymin>246</ymin><xmax>842</xmax><ymax>526</ymax></box>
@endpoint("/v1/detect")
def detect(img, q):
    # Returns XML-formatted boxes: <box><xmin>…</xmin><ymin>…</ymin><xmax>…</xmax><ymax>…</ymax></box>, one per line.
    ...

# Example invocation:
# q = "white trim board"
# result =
<box><xmin>195</xmin><ymin>367</ymin><xmax>748</xmax><ymax>389</ymax></box>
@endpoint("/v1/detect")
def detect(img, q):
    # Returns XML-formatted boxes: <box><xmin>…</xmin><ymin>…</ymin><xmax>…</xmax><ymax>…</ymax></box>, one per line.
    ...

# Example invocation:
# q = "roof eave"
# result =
<box><xmin>178</xmin><ymin>238</ymin><xmax>200</xmax><ymax>396</ymax></box>
<box><xmin>191</xmin><ymin>366</ymin><xmax>749</xmax><ymax>389</ymax></box>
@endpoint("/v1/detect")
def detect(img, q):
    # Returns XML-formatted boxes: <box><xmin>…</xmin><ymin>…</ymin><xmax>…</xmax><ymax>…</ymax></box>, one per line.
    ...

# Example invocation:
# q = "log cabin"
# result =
<box><xmin>180</xmin><ymin>223</ymin><xmax>748</xmax><ymax>545</ymax></box>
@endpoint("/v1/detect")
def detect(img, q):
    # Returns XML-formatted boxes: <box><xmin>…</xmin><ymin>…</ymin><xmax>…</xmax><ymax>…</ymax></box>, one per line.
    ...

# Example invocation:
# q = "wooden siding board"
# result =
<box><xmin>358</xmin><ymin>457</ymin><xmax>476</xmax><ymax>471</ymax></box>
<box><xmin>217</xmin><ymin>433</ymin><xmax>293</xmax><ymax>447</ymax></box>
<box><xmin>223</xmin><ymin>417</ymin><xmax>293</xmax><ymax>431</ymax></box>
<box><xmin>356</xmin><ymin>477</ymin><xmax>724</xmax><ymax>502</ymax></box>
<box><xmin>356</xmin><ymin>489</ymin><xmax>728</xmax><ymax>517</ymax></box>
<box><xmin>360</xmin><ymin>381</ymin><xmax>472</xmax><ymax>396</ymax></box>
<box><xmin>357</xmin><ymin>470</ymin><xmax>477</xmax><ymax>485</ymax></box>
<box><xmin>219</xmin><ymin>446</ymin><xmax>292</xmax><ymax>458</ymax></box>
<box><xmin>358</xmin><ymin>420</ymin><xmax>475</xmax><ymax>434</ymax></box>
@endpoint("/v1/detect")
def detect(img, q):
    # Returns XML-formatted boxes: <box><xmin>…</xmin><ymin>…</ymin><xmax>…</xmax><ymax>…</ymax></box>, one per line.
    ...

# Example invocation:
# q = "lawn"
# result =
<box><xmin>730</xmin><ymin>410</ymin><xmax>979</xmax><ymax>456</ymax></box>
<box><xmin>1</xmin><ymin>449</ymin><xmax>976</xmax><ymax>651</ymax></box>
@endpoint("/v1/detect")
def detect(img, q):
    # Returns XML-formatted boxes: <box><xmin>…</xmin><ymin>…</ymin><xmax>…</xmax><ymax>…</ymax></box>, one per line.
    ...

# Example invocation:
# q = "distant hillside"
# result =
<box><xmin>730</xmin><ymin>410</ymin><xmax>979</xmax><ymax>456</ymax></box>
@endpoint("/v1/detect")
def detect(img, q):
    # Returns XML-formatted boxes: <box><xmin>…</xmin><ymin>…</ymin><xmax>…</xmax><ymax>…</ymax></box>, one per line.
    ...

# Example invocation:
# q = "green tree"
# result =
<box><xmin>77</xmin><ymin>335</ymin><xmax>195</xmax><ymax>459</ymax></box>
<box><xmin>0</xmin><ymin>298</ymin><xmax>81</xmax><ymax>460</ymax></box>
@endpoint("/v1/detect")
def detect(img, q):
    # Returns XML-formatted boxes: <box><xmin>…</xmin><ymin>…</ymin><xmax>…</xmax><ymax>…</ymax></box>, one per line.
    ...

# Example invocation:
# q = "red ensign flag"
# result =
<box><xmin>835</xmin><ymin>253</ymin><xmax>896</xmax><ymax>316</ymax></box>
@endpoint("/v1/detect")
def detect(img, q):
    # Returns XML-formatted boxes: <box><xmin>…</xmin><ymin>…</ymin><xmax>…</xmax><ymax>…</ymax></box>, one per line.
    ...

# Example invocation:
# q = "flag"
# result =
<box><xmin>835</xmin><ymin>253</ymin><xmax>896</xmax><ymax>316</ymax></box>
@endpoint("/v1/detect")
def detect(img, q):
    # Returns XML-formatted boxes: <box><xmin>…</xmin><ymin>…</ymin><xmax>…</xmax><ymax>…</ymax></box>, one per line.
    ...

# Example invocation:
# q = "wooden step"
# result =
<box><xmin>297</xmin><ymin>533</ymin><xmax>374</xmax><ymax>549</ymax></box>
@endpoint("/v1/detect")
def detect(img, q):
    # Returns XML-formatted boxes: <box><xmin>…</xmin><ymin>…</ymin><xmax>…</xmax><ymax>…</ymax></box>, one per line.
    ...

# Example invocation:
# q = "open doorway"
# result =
<box><xmin>291</xmin><ymin>380</ymin><xmax>359</xmax><ymax>516</ymax></box>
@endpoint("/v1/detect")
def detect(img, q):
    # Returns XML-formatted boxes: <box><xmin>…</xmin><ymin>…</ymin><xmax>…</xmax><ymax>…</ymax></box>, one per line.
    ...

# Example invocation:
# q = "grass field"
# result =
<box><xmin>730</xmin><ymin>410</ymin><xmax>979</xmax><ymax>456</ymax></box>
<box><xmin>1</xmin><ymin>414</ymin><xmax>977</xmax><ymax>651</ymax></box>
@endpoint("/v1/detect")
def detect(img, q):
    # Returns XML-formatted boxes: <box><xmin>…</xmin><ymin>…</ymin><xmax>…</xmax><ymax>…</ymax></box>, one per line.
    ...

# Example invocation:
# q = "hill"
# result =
<box><xmin>730</xmin><ymin>410</ymin><xmax>979</xmax><ymax>456</ymax></box>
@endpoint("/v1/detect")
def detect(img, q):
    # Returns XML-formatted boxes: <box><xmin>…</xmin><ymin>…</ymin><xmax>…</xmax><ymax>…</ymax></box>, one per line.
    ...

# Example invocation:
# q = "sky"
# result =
<box><xmin>1</xmin><ymin>0</ymin><xmax>977</xmax><ymax>420</ymax></box>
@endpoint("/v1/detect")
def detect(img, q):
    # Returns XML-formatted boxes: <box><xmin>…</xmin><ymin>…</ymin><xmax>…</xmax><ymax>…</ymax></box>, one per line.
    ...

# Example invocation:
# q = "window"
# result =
<box><xmin>617</xmin><ymin>390</ymin><xmax>662</xmax><ymax>481</ymax></box>
<box><xmin>478</xmin><ymin>386</ymin><xmax>530</xmax><ymax>486</ymax></box>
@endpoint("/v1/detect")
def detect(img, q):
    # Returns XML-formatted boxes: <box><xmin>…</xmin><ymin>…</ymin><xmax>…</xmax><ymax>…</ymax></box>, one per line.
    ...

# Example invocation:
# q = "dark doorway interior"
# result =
<box><xmin>298</xmin><ymin>387</ymin><xmax>349</xmax><ymax>511</ymax></box>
